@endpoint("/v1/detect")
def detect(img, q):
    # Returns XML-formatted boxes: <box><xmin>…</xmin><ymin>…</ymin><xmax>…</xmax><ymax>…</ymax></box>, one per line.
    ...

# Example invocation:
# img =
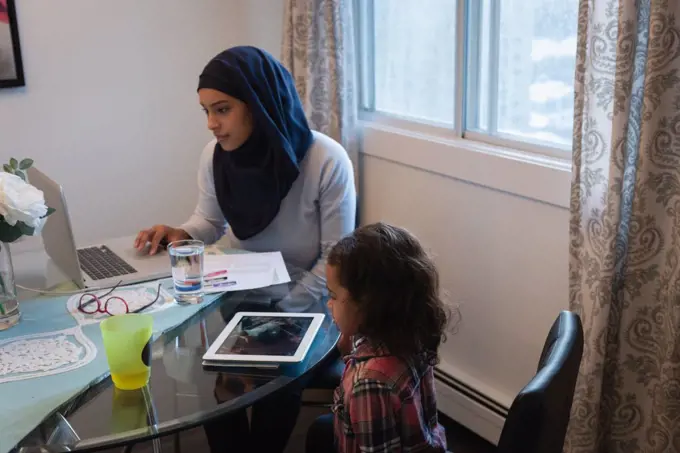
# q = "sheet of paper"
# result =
<box><xmin>203</xmin><ymin>252</ymin><xmax>291</xmax><ymax>295</ymax></box>
<box><xmin>203</xmin><ymin>267</ymin><xmax>278</xmax><ymax>293</ymax></box>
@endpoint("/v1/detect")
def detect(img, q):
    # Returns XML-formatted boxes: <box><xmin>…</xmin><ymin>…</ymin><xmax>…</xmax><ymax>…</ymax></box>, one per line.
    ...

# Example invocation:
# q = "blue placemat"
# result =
<box><xmin>0</xmin><ymin>281</ymin><xmax>223</xmax><ymax>453</ymax></box>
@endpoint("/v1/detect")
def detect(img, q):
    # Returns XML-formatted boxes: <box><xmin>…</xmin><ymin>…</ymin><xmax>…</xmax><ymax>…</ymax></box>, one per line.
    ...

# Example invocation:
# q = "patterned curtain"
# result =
<box><xmin>566</xmin><ymin>0</ymin><xmax>680</xmax><ymax>452</ymax></box>
<box><xmin>281</xmin><ymin>0</ymin><xmax>359</xmax><ymax>193</ymax></box>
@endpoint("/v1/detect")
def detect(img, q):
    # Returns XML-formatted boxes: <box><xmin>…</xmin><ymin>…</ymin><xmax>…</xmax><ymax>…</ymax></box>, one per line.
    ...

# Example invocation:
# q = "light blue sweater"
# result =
<box><xmin>180</xmin><ymin>131</ymin><xmax>356</xmax><ymax>292</ymax></box>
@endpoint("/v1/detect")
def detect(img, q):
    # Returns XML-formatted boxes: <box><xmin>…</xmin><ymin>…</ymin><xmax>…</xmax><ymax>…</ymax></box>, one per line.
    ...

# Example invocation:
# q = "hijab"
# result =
<box><xmin>197</xmin><ymin>46</ymin><xmax>313</xmax><ymax>240</ymax></box>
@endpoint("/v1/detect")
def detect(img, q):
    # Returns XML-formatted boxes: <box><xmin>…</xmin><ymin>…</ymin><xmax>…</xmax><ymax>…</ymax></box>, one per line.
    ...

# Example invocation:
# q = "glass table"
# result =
<box><xmin>10</xmin><ymin>254</ymin><xmax>338</xmax><ymax>453</ymax></box>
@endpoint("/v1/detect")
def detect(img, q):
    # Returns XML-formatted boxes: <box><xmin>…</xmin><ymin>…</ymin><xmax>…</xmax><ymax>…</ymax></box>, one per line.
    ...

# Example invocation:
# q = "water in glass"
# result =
<box><xmin>168</xmin><ymin>240</ymin><xmax>204</xmax><ymax>304</ymax></box>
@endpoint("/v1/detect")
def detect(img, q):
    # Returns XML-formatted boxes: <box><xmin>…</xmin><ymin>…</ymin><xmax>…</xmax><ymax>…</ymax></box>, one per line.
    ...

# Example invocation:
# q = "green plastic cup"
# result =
<box><xmin>100</xmin><ymin>313</ymin><xmax>153</xmax><ymax>390</ymax></box>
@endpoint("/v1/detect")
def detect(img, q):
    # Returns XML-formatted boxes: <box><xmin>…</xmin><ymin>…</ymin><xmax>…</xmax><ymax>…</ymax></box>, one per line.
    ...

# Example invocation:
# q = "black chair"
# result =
<box><xmin>496</xmin><ymin>310</ymin><xmax>584</xmax><ymax>453</ymax></box>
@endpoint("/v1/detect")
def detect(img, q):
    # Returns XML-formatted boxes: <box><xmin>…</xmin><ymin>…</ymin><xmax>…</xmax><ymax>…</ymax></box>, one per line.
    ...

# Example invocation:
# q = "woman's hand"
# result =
<box><xmin>336</xmin><ymin>333</ymin><xmax>353</xmax><ymax>357</ymax></box>
<box><xmin>134</xmin><ymin>225</ymin><xmax>190</xmax><ymax>255</ymax></box>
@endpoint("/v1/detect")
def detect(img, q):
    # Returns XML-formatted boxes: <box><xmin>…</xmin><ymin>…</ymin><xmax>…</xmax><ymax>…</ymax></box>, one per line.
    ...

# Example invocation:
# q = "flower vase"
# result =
<box><xmin>0</xmin><ymin>242</ymin><xmax>20</xmax><ymax>330</ymax></box>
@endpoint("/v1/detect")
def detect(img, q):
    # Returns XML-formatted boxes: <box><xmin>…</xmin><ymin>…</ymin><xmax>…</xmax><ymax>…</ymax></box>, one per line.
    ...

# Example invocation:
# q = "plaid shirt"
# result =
<box><xmin>332</xmin><ymin>337</ymin><xmax>447</xmax><ymax>453</ymax></box>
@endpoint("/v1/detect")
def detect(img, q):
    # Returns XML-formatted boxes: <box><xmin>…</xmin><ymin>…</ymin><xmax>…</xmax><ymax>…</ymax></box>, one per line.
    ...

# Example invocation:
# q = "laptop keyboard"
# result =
<box><xmin>77</xmin><ymin>246</ymin><xmax>137</xmax><ymax>281</ymax></box>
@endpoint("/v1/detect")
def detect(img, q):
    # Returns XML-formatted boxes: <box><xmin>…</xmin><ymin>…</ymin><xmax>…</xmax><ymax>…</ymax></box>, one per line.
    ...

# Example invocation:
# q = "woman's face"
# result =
<box><xmin>199</xmin><ymin>88</ymin><xmax>253</xmax><ymax>151</ymax></box>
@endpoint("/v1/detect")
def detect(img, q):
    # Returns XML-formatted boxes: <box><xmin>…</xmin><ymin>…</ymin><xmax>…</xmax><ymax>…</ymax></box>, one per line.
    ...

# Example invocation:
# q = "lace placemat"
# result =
<box><xmin>0</xmin><ymin>327</ymin><xmax>97</xmax><ymax>384</ymax></box>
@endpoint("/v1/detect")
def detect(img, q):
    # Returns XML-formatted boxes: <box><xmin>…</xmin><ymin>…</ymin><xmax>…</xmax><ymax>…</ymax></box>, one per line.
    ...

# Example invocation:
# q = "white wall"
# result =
<box><xmin>241</xmin><ymin>0</ymin><xmax>285</xmax><ymax>54</ymax></box>
<box><xmin>360</xmin><ymin>125</ymin><xmax>570</xmax><ymax>409</ymax></box>
<box><xmin>0</xmin><ymin>0</ymin><xmax>281</xmax><ymax>249</ymax></box>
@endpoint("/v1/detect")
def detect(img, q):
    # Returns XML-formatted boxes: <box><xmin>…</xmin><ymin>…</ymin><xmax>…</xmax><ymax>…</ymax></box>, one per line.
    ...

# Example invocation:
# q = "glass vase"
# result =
<box><xmin>0</xmin><ymin>242</ymin><xmax>20</xmax><ymax>330</ymax></box>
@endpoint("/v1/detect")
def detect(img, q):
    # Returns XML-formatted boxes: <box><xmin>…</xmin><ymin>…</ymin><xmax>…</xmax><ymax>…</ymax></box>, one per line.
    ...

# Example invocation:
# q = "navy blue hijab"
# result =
<box><xmin>198</xmin><ymin>46</ymin><xmax>313</xmax><ymax>240</ymax></box>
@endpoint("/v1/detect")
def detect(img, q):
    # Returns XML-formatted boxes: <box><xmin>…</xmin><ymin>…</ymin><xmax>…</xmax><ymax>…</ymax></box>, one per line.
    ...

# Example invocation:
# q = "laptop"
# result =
<box><xmin>28</xmin><ymin>167</ymin><xmax>172</xmax><ymax>289</ymax></box>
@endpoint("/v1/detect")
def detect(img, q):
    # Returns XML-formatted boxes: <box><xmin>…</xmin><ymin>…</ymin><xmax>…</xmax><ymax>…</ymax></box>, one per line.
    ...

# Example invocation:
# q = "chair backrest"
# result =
<box><xmin>496</xmin><ymin>310</ymin><xmax>584</xmax><ymax>453</ymax></box>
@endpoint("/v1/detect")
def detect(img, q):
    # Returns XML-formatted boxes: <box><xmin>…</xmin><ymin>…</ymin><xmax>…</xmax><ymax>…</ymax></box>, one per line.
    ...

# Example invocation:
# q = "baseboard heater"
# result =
<box><xmin>434</xmin><ymin>367</ymin><xmax>509</xmax><ymax>445</ymax></box>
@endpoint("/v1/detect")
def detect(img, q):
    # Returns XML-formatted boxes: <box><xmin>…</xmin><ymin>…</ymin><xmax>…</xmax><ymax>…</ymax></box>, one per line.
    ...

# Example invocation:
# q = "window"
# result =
<box><xmin>371</xmin><ymin>0</ymin><xmax>457</xmax><ymax>125</ymax></box>
<box><xmin>358</xmin><ymin>0</ymin><xmax>579</xmax><ymax>152</ymax></box>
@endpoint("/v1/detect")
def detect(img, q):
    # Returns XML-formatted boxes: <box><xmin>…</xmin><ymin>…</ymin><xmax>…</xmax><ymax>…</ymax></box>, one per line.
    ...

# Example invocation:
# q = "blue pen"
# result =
<box><xmin>210</xmin><ymin>281</ymin><xmax>237</xmax><ymax>288</ymax></box>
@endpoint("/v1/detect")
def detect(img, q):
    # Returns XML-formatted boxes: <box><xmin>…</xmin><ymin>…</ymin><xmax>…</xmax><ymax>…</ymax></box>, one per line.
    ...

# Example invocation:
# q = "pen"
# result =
<box><xmin>208</xmin><ymin>281</ymin><xmax>237</xmax><ymax>288</ymax></box>
<box><xmin>205</xmin><ymin>270</ymin><xmax>228</xmax><ymax>279</ymax></box>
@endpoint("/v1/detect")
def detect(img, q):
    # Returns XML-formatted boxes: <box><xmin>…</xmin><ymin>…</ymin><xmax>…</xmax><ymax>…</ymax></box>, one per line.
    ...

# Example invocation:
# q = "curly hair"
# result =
<box><xmin>328</xmin><ymin>222</ymin><xmax>450</xmax><ymax>364</ymax></box>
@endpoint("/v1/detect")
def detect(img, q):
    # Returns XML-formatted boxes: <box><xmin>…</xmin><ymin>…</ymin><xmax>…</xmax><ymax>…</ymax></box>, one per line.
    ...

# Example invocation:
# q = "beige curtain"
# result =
<box><xmin>566</xmin><ymin>0</ymin><xmax>680</xmax><ymax>452</ymax></box>
<box><xmin>281</xmin><ymin>0</ymin><xmax>359</xmax><ymax>193</ymax></box>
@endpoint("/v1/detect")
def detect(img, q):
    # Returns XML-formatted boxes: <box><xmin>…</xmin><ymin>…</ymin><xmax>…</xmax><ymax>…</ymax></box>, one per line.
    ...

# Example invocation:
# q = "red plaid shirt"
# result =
<box><xmin>332</xmin><ymin>337</ymin><xmax>447</xmax><ymax>453</ymax></box>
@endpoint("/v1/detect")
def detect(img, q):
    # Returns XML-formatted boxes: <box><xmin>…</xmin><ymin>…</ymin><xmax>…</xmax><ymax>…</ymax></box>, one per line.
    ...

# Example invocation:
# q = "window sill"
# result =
<box><xmin>359</xmin><ymin>122</ymin><xmax>572</xmax><ymax>209</ymax></box>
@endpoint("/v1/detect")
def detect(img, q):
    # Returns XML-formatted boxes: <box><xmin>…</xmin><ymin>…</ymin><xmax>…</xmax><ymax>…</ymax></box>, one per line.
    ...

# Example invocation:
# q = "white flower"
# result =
<box><xmin>0</xmin><ymin>172</ymin><xmax>48</xmax><ymax>233</ymax></box>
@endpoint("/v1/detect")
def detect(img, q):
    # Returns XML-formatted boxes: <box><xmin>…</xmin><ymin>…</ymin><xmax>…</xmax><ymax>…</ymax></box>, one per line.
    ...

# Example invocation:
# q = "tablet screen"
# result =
<box><xmin>215</xmin><ymin>315</ymin><xmax>314</xmax><ymax>357</ymax></box>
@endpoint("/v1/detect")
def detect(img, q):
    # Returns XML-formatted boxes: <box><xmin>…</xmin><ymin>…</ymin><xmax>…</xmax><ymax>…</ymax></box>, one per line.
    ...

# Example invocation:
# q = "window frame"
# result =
<box><xmin>355</xmin><ymin>0</ymin><xmax>574</xmax><ymax>160</ymax></box>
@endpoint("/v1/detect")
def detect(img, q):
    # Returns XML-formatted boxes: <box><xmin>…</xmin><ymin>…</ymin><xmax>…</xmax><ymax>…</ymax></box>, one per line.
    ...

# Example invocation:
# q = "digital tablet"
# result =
<box><xmin>202</xmin><ymin>312</ymin><xmax>325</xmax><ymax>364</ymax></box>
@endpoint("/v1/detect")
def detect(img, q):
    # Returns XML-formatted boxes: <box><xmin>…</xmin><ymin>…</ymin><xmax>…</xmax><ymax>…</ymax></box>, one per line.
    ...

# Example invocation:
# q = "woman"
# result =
<box><xmin>135</xmin><ymin>45</ymin><xmax>355</xmax><ymax>274</ymax></box>
<box><xmin>135</xmin><ymin>46</ymin><xmax>356</xmax><ymax>452</ymax></box>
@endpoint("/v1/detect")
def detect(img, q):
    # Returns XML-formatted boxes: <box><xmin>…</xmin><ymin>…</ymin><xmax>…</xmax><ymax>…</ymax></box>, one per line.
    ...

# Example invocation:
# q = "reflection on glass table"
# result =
<box><xmin>13</xmin><ymin>264</ymin><xmax>337</xmax><ymax>453</ymax></box>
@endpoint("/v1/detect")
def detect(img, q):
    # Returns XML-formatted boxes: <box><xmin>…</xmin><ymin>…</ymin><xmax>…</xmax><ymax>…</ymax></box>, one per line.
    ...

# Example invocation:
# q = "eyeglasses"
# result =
<box><xmin>77</xmin><ymin>282</ymin><xmax>162</xmax><ymax>316</ymax></box>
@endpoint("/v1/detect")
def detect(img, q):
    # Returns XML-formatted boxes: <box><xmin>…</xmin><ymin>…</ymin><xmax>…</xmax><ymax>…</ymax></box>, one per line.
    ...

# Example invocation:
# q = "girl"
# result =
<box><xmin>307</xmin><ymin>222</ymin><xmax>449</xmax><ymax>453</ymax></box>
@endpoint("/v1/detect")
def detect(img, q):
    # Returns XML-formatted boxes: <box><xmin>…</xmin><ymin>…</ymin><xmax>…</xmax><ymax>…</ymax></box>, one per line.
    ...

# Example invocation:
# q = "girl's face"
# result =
<box><xmin>326</xmin><ymin>264</ymin><xmax>361</xmax><ymax>337</ymax></box>
<box><xmin>199</xmin><ymin>88</ymin><xmax>253</xmax><ymax>151</ymax></box>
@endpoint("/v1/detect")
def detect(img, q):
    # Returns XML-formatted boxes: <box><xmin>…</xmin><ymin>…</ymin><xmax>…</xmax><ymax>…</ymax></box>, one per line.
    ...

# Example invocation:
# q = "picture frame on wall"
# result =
<box><xmin>0</xmin><ymin>0</ymin><xmax>24</xmax><ymax>88</ymax></box>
